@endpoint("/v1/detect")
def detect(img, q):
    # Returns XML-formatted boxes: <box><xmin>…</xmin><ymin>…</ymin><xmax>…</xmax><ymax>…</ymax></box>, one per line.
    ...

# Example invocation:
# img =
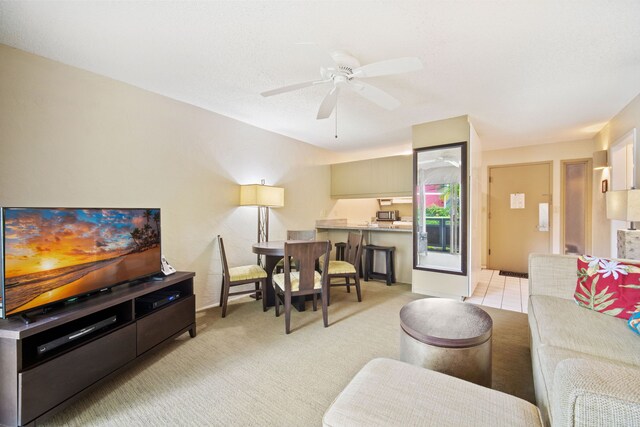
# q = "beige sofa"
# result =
<box><xmin>323</xmin><ymin>253</ymin><xmax>640</xmax><ymax>426</ymax></box>
<box><xmin>528</xmin><ymin>253</ymin><xmax>640</xmax><ymax>426</ymax></box>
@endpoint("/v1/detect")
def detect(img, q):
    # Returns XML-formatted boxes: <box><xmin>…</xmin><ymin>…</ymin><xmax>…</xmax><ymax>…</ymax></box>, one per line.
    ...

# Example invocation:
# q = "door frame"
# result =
<box><xmin>487</xmin><ymin>161</ymin><xmax>553</xmax><ymax>269</ymax></box>
<box><xmin>560</xmin><ymin>158</ymin><xmax>592</xmax><ymax>255</ymax></box>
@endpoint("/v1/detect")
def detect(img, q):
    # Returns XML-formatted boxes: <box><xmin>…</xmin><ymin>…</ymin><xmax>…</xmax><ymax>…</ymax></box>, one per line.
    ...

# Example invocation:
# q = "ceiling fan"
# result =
<box><xmin>260</xmin><ymin>49</ymin><xmax>423</xmax><ymax>120</ymax></box>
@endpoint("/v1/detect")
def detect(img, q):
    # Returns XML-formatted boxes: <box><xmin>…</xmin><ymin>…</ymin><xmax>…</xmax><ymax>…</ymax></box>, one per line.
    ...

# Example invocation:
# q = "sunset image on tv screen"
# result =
<box><xmin>2</xmin><ymin>208</ymin><xmax>161</xmax><ymax>316</ymax></box>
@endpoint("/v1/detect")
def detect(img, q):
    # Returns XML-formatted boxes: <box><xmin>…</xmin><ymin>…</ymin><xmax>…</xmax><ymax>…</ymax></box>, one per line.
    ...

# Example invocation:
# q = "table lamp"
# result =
<box><xmin>606</xmin><ymin>189</ymin><xmax>640</xmax><ymax>259</ymax></box>
<box><xmin>240</xmin><ymin>180</ymin><xmax>285</xmax><ymax>265</ymax></box>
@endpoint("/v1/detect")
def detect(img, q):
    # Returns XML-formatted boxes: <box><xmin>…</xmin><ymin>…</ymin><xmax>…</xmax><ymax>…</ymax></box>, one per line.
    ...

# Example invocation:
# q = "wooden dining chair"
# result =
<box><xmin>272</xmin><ymin>240</ymin><xmax>331</xmax><ymax>334</ymax></box>
<box><xmin>274</xmin><ymin>229</ymin><xmax>317</xmax><ymax>273</ymax></box>
<box><xmin>218</xmin><ymin>235</ymin><xmax>267</xmax><ymax>318</ymax></box>
<box><xmin>321</xmin><ymin>231</ymin><xmax>364</xmax><ymax>304</ymax></box>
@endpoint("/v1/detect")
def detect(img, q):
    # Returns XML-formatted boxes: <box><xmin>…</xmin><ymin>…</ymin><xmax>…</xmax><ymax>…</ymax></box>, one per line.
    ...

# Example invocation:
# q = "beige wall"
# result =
<box><xmin>326</xmin><ymin>199</ymin><xmax>380</xmax><ymax>223</ymax></box>
<box><xmin>326</xmin><ymin>199</ymin><xmax>412</xmax><ymax>224</ymax></box>
<box><xmin>593</xmin><ymin>93</ymin><xmax>640</xmax><ymax>256</ymax></box>
<box><xmin>0</xmin><ymin>44</ymin><xmax>337</xmax><ymax>310</ymax></box>
<box><xmin>480</xmin><ymin>139</ymin><xmax>598</xmax><ymax>264</ymax></box>
<box><xmin>412</xmin><ymin>115</ymin><xmax>476</xmax><ymax>298</ymax></box>
<box><xmin>469</xmin><ymin>123</ymin><xmax>483</xmax><ymax>293</ymax></box>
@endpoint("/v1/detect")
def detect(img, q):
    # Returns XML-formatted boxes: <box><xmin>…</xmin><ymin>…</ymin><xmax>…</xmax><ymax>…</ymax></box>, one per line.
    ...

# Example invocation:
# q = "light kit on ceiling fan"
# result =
<box><xmin>261</xmin><ymin>45</ymin><xmax>423</xmax><ymax>138</ymax></box>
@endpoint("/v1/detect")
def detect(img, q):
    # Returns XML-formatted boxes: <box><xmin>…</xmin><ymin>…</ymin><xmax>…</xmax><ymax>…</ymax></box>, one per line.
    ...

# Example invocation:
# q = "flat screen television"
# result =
<box><xmin>0</xmin><ymin>208</ymin><xmax>162</xmax><ymax>319</ymax></box>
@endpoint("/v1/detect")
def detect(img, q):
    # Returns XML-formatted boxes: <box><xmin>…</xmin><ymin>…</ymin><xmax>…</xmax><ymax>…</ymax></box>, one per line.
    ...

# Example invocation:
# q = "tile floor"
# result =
<box><xmin>465</xmin><ymin>269</ymin><xmax>528</xmax><ymax>313</ymax></box>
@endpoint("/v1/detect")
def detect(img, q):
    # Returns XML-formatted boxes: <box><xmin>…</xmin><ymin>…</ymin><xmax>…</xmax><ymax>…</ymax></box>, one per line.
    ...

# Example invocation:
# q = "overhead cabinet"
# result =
<box><xmin>330</xmin><ymin>155</ymin><xmax>412</xmax><ymax>199</ymax></box>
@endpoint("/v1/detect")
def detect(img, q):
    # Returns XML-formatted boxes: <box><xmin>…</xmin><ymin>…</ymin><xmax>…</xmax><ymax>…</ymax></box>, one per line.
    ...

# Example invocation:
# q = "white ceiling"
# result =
<box><xmin>1</xmin><ymin>1</ymin><xmax>640</xmax><ymax>152</ymax></box>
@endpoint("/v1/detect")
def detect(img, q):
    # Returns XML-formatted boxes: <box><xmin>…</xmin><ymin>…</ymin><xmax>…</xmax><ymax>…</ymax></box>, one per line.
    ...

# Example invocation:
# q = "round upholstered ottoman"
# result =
<box><xmin>399</xmin><ymin>298</ymin><xmax>493</xmax><ymax>387</ymax></box>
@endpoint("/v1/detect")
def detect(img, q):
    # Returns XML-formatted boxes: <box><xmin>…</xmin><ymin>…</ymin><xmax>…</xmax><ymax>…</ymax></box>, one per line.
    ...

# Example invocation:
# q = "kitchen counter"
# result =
<box><xmin>316</xmin><ymin>220</ymin><xmax>413</xmax><ymax>284</ymax></box>
<box><xmin>316</xmin><ymin>224</ymin><xmax>411</xmax><ymax>233</ymax></box>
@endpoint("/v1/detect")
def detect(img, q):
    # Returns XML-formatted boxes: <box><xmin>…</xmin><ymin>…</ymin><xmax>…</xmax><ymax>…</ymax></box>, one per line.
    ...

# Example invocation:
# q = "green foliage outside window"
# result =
<box><xmin>425</xmin><ymin>205</ymin><xmax>449</xmax><ymax>217</ymax></box>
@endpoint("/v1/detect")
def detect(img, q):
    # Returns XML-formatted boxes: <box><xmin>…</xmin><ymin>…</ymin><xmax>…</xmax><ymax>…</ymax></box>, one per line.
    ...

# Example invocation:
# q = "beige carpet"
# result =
<box><xmin>43</xmin><ymin>282</ymin><xmax>534</xmax><ymax>426</ymax></box>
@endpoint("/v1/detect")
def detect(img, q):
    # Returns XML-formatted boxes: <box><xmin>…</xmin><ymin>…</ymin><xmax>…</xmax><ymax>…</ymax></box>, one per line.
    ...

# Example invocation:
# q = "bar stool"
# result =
<box><xmin>363</xmin><ymin>245</ymin><xmax>396</xmax><ymax>286</ymax></box>
<box><xmin>334</xmin><ymin>242</ymin><xmax>346</xmax><ymax>261</ymax></box>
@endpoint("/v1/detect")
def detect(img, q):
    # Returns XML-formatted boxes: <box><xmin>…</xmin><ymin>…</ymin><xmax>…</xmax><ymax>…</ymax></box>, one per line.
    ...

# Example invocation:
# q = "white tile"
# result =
<box><xmin>482</xmin><ymin>300</ymin><xmax>502</xmax><ymax>309</ymax></box>
<box><xmin>483</xmin><ymin>291</ymin><xmax>503</xmax><ymax>299</ymax></box>
<box><xmin>473</xmin><ymin>269</ymin><xmax>527</xmax><ymax>314</ymax></box>
<box><xmin>472</xmin><ymin>289</ymin><xmax>487</xmax><ymax>298</ymax></box>
<box><xmin>503</xmin><ymin>291</ymin><xmax>521</xmax><ymax>299</ymax></box>
<box><xmin>505</xmin><ymin>277</ymin><xmax>520</xmax><ymax>286</ymax></box>
<box><xmin>483</xmin><ymin>298</ymin><xmax>503</xmax><ymax>307</ymax></box>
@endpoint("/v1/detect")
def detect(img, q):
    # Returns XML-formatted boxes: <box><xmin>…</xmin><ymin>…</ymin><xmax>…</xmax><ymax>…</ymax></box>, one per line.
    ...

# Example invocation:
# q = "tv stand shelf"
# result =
<box><xmin>0</xmin><ymin>271</ymin><xmax>196</xmax><ymax>426</ymax></box>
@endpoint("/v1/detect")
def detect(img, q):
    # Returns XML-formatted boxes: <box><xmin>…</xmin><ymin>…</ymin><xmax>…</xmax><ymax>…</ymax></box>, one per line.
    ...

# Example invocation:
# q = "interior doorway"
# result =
<box><xmin>488</xmin><ymin>162</ymin><xmax>552</xmax><ymax>274</ymax></box>
<box><xmin>561</xmin><ymin>159</ymin><xmax>592</xmax><ymax>255</ymax></box>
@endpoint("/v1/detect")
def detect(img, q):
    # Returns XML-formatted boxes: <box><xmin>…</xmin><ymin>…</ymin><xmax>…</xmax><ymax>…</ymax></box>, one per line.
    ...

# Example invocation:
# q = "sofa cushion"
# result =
<box><xmin>272</xmin><ymin>271</ymin><xmax>322</xmax><ymax>292</ymax></box>
<box><xmin>534</xmin><ymin>345</ymin><xmax>640</xmax><ymax>426</ymax></box>
<box><xmin>575</xmin><ymin>255</ymin><xmax>640</xmax><ymax>319</ymax></box>
<box><xmin>553</xmin><ymin>357</ymin><xmax>640</xmax><ymax>427</ymax></box>
<box><xmin>529</xmin><ymin>295</ymin><xmax>640</xmax><ymax>367</ymax></box>
<box><xmin>323</xmin><ymin>358</ymin><xmax>542</xmax><ymax>427</ymax></box>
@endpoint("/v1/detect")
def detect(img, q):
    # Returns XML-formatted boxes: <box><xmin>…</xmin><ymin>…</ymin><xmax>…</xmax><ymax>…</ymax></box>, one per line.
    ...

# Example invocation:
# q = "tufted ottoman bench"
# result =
<box><xmin>323</xmin><ymin>358</ymin><xmax>542</xmax><ymax>427</ymax></box>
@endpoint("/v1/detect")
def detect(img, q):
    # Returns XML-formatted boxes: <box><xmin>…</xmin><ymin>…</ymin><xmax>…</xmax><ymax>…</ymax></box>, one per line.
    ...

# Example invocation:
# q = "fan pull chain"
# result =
<box><xmin>335</xmin><ymin>101</ymin><xmax>338</xmax><ymax>139</ymax></box>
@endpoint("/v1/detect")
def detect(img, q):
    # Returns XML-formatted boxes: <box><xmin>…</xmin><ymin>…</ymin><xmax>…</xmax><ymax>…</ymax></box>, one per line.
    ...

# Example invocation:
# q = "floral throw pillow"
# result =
<box><xmin>575</xmin><ymin>255</ymin><xmax>640</xmax><ymax>319</ymax></box>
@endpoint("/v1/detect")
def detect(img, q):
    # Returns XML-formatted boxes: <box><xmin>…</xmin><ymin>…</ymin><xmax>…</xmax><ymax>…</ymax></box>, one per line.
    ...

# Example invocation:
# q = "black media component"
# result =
<box><xmin>135</xmin><ymin>290</ymin><xmax>181</xmax><ymax>313</ymax></box>
<box><xmin>37</xmin><ymin>315</ymin><xmax>117</xmax><ymax>355</ymax></box>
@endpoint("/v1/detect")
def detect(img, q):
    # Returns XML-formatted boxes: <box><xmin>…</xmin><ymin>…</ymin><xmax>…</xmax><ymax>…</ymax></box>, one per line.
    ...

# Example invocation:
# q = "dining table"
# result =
<box><xmin>252</xmin><ymin>240</ymin><xmax>310</xmax><ymax>311</ymax></box>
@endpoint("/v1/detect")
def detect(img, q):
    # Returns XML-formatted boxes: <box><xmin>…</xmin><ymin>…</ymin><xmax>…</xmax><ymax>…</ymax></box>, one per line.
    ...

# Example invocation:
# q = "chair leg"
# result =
<box><xmin>321</xmin><ymin>288</ymin><xmax>329</xmax><ymax>327</ymax></box>
<box><xmin>312</xmin><ymin>293</ymin><xmax>318</xmax><ymax>311</ymax></box>
<box><xmin>219</xmin><ymin>278</ymin><xmax>225</xmax><ymax>307</ymax></box>
<box><xmin>284</xmin><ymin>292</ymin><xmax>292</xmax><ymax>334</ymax></box>
<box><xmin>260</xmin><ymin>279</ymin><xmax>267</xmax><ymax>312</ymax></box>
<box><xmin>346</xmin><ymin>276</ymin><xmax>351</xmax><ymax>293</ymax></box>
<box><xmin>354</xmin><ymin>274</ymin><xmax>362</xmax><ymax>302</ymax></box>
<box><xmin>364</xmin><ymin>250</ymin><xmax>371</xmax><ymax>282</ymax></box>
<box><xmin>221</xmin><ymin>280</ymin><xmax>230</xmax><ymax>318</ymax></box>
<box><xmin>254</xmin><ymin>281</ymin><xmax>261</xmax><ymax>299</ymax></box>
<box><xmin>274</xmin><ymin>288</ymin><xmax>280</xmax><ymax>317</ymax></box>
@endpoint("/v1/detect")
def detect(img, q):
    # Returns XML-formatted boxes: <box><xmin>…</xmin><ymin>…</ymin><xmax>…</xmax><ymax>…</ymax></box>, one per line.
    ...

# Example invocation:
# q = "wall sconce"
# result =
<box><xmin>593</xmin><ymin>150</ymin><xmax>609</xmax><ymax>170</ymax></box>
<box><xmin>240</xmin><ymin>180</ymin><xmax>285</xmax><ymax>265</ymax></box>
<box><xmin>606</xmin><ymin>189</ymin><xmax>640</xmax><ymax>259</ymax></box>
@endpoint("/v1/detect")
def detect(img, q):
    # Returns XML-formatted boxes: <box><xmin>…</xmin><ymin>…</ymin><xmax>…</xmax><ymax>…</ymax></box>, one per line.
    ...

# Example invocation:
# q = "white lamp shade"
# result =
<box><xmin>606</xmin><ymin>189</ymin><xmax>640</xmax><ymax>221</ymax></box>
<box><xmin>240</xmin><ymin>184</ymin><xmax>284</xmax><ymax>207</ymax></box>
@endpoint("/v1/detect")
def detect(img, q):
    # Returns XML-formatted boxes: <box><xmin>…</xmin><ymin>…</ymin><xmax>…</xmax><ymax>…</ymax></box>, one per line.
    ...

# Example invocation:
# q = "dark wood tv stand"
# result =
<box><xmin>0</xmin><ymin>271</ymin><xmax>196</xmax><ymax>426</ymax></box>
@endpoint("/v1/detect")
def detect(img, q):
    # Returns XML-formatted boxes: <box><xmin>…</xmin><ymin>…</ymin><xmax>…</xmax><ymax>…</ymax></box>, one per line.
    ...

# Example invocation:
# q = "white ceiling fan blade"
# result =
<box><xmin>261</xmin><ymin>80</ymin><xmax>326</xmax><ymax>97</ymax></box>
<box><xmin>317</xmin><ymin>87</ymin><xmax>339</xmax><ymax>119</ymax></box>
<box><xmin>349</xmin><ymin>81</ymin><xmax>400</xmax><ymax>110</ymax></box>
<box><xmin>352</xmin><ymin>57</ymin><xmax>423</xmax><ymax>78</ymax></box>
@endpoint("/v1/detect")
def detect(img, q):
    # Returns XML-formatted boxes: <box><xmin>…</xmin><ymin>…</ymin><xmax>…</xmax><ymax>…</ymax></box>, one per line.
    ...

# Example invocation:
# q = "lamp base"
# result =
<box><xmin>617</xmin><ymin>229</ymin><xmax>640</xmax><ymax>260</ymax></box>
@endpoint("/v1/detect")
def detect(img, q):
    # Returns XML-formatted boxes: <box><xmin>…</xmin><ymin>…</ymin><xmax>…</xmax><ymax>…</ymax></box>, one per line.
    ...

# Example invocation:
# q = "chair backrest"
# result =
<box><xmin>286</xmin><ymin>229</ymin><xmax>316</xmax><ymax>241</ymax></box>
<box><xmin>345</xmin><ymin>232</ymin><xmax>364</xmax><ymax>266</ymax></box>
<box><xmin>283</xmin><ymin>240</ymin><xmax>330</xmax><ymax>292</ymax></box>
<box><xmin>217</xmin><ymin>235</ymin><xmax>230</xmax><ymax>281</ymax></box>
